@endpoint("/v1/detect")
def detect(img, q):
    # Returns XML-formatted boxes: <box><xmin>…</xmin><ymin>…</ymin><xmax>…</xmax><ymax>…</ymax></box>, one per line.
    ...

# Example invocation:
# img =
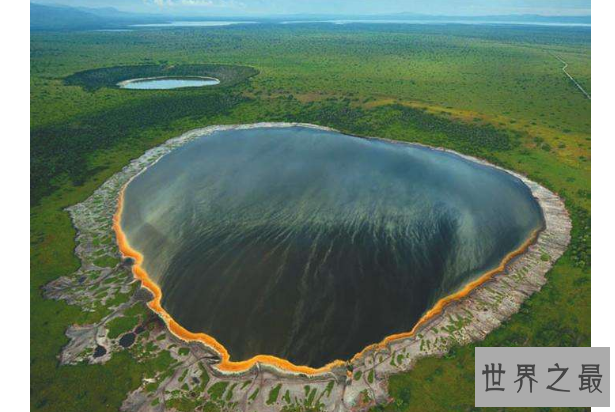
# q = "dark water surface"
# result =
<box><xmin>121</xmin><ymin>126</ymin><xmax>543</xmax><ymax>367</ymax></box>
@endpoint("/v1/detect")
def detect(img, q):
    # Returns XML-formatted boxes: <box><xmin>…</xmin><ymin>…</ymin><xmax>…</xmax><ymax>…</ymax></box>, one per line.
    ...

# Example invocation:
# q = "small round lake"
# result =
<box><xmin>118</xmin><ymin>76</ymin><xmax>220</xmax><ymax>90</ymax></box>
<box><xmin>120</xmin><ymin>126</ymin><xmax>544</xmax><ymax>367</ymax></box>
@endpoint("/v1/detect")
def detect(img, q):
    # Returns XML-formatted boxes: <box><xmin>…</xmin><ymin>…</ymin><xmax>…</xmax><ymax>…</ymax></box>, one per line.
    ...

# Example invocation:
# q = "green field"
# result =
<box><xmin>31</xmin><ymin>23</ymin><xmax>590</xmax><ymax>412</ymax></box>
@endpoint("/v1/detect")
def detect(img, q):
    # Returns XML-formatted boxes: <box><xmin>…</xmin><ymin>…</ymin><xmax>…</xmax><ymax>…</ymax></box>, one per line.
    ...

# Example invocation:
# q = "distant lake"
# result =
<box><xmin>281</xmin><ymin>19</ymin><xmax>590</xmax><ymax>27</ymax></box>
<box><xmin>127</xmin><ymin>20</ymin><xmax>590</xmax><ymax>29</ymax></box>
<box><xmin>132</xmin><ymin>21</ymin><xmax>257</xmax><ymax>27</ymax></box>
<box><xmin>121</xmin><ymin>126</ymin><xmax>544</xmax><ymax>367</ymax></box>
<box><xmin>118</xmin><ymin>77</ymin><xmax>220</xmax><ymax>90</ymax></box>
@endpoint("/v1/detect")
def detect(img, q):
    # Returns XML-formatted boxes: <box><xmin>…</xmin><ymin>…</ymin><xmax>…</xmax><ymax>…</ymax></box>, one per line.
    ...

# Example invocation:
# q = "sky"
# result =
<box><xmin>34</xmin><ymin>0</ymin><xmax>592</xmax><ymax>17</ymax></box>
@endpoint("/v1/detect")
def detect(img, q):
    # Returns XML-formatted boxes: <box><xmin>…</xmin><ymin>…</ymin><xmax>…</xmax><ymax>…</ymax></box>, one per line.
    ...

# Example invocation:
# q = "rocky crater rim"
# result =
<box><xmin>64</xmin><ymin>63</ymin><xmax>259</xmax><ymax>91</ymax></box>
<box><xmin>111</xmin><ymin>122</ymin><xmax>562</xmax><ymax>377</ymax></box>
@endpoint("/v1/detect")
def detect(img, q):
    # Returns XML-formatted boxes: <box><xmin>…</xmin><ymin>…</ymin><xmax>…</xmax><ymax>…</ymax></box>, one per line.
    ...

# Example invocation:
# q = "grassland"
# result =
<box><xmin>31</xmin><ymin>23</ymin><xmax>590</xmax><ymax>412</ymax></box>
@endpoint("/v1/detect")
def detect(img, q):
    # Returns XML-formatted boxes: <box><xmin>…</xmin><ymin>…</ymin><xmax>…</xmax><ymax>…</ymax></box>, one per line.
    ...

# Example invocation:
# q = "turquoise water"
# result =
<box><xmin>121</xmin><ymin>126</ymin><xmax>544</xmax><ymax>367</ymax></box>
<box><xmin>119</xmin><ymin>77</ymin><xmax>220</xmax><ymax>90</ymax></box>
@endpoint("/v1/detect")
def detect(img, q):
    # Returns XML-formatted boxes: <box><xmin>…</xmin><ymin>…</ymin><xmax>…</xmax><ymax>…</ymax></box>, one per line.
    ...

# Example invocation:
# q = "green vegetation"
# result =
<box><xmin>92</xmin><ymin>255</ymin><xmax>119</xmax><ymax>268</ymax></box>
<box><xmin>31</xmin><ymin>23</ymin><xmax>590</xmax><ymax>412</ymax></box>
<box><xmin>207</xmin><ymin>381</ymin><xmax>229</xmax><ymax>401</ymax></box>
<box><xmin>267</xmin><ymin>383</ymin><xmax>283</xmax><ymax>405</ymax></box>
<box><xmin>248</xmin><ymin>388</ymin><xmax>259</xmax><ymax>401</ymax></box>
<box><xmin>106</xmin><ymin>315</ymin><xmax>139</xmax><ymax>339</ymax></box>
